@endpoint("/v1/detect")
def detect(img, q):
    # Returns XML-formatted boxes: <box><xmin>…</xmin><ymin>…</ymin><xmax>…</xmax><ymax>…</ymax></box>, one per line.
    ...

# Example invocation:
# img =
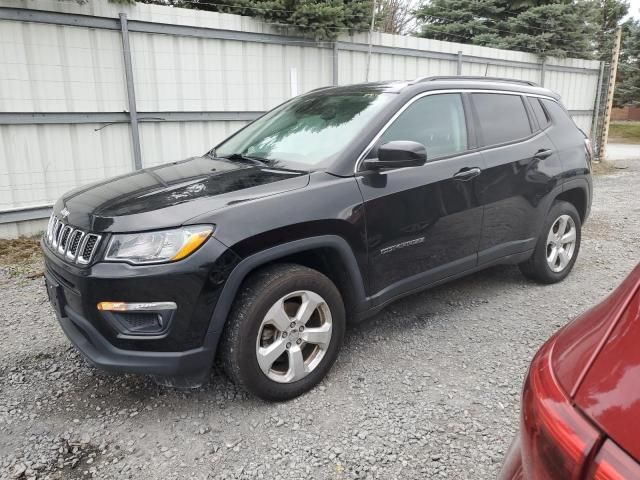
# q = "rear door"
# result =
<box><xmin>471</xmin><ymin>92</ymin><xmax>562</xmax><ymax>264</ymax></box>
<box><xmin>356</xmin><ymin>92</ymin><xmax>485</xmax><ymax>299</ymax></box>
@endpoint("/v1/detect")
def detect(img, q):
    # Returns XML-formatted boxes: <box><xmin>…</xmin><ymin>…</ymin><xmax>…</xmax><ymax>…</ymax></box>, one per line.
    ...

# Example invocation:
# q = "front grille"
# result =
<box><xmin>44</xmin><ymin>214</ymin><xmax>102</xmax><ymax>265</ymax></box>
<box><xmin>67</xmin><ymin>230</ymin><xmax>84</xmax><ymax>258</ymax></box>
<box><xmin>80</xmin><ymin>235</ymin><xmax>99</xmax><ymax>263</ymax></box>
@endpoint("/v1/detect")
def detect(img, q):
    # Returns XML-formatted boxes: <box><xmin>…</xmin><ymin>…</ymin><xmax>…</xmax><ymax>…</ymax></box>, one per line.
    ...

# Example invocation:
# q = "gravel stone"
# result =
<box><xmin>1</xmin><ymin>157</ymin><xmax>638</xmax><ymax>479</ymax></box>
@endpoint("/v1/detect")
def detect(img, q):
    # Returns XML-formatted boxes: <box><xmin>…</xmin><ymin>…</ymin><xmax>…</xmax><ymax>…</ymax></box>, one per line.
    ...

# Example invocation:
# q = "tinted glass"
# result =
<box><xmin>215</xmin><ymin>92</ymin><xmax>394</xmax><ymax>170</ymax></box>
<box><xmin>377</xmin><ymin>93</ymin><xmax>467</xmax><ymax>159</ymax></box>
<box><xmin>473</xmin><ymin>93</ymin><xmax>532</xmax><ymax>146</ymax></box>
<box><xmin>541</xmin><ymin>99</ymin><xmax>576</xmax><ymax>128</ymax></box>
<box><xmin>529</xmin><ymin>97</ymin><xmax>550</xmax><ymax>129</ymax></box>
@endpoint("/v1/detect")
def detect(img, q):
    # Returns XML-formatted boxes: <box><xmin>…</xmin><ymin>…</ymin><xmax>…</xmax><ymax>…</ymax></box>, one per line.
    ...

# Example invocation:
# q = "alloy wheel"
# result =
<box><xmin>255</xmin><ymin>290</ymin><xmax>333</xmax><ymax>383</ymax></box>
<box><xmin>546</xmin><ymin>214</ymin><xmax>577</xmax><ymax>273</ymax></box>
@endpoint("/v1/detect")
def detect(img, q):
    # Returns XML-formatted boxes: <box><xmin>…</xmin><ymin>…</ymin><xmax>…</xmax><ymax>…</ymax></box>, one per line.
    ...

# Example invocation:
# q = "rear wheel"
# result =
<box><xmin>519</xmin><ymin>201</ymin><xmax>581</xmax><ymax>284</ymax></box>
<box><xmin>220</xmin><ymin>263</ymin><xmax>345</xmax><ymax>401</ymax></box>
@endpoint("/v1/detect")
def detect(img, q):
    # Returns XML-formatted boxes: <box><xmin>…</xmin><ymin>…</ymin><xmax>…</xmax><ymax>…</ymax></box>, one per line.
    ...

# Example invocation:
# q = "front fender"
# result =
<box><xmin>203</xmin><ymin>235</ymin><xmax>369</xmax><ymax>354</ymax></box>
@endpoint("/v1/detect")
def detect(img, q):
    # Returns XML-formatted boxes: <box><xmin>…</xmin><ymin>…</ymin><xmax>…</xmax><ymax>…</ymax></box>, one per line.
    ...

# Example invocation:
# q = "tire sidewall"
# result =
<box><xmin>535</xmin><ymin>201</ymin><xmax>582</xmax><ymax>282</ymax></box>
<box><xmin>235</xmin><ymin>269</ymin><xmax>345</xmax><ymax>401</ymax></box>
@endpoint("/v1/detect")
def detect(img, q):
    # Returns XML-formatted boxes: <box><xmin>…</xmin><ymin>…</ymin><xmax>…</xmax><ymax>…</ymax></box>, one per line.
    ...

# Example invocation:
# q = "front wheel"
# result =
<box><xmin>220</xmin><ymin>264</ymin><xmax>345</xmax><ymax>401</ymax></box>
<box><xmin>519</xmin><ymin>201</ymin><xmax>582</xmax><ymax>284</ymax></box>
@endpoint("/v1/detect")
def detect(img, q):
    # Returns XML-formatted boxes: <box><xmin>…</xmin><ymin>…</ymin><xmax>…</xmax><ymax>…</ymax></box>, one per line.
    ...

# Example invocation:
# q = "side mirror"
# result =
<box><xmin>363</xmin><ymin>141</ymin><xmax>427</xmax><ymax>170</ymax></box>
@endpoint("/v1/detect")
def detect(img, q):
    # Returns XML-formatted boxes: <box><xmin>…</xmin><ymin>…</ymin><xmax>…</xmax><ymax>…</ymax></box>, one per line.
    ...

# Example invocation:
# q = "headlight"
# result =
<box><xmin>104</xmin><ymin>225</ymin><xmax>214</xmax><ymax>264</ymax></box>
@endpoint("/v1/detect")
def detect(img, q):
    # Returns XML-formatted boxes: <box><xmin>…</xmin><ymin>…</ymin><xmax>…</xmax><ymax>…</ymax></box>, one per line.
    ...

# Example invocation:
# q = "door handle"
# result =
<box><xmin>453</xmin><ymin>167</ymin><xmax>481</xmax><ymax>181</ymax></box>
<box><xmin>533</xmin><ymin>149</ymin><xmax>553</xmax><ymax>160</ymax></box>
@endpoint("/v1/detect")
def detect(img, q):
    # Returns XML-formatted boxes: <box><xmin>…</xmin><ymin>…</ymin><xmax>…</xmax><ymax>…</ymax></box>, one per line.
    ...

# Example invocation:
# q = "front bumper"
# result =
<box><xmin>42</xmin><ymin>234</ymin><xmax>240</xmax><ymax>382</ymax></box>
<box><xmin>57</xmin><ymin>304</ymin><xmax>216</xmax><ymax>383</ymax></box>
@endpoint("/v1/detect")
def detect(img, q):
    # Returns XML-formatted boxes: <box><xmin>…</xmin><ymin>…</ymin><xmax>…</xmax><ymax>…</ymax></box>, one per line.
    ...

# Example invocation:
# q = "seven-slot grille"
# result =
<box><xmin>45</xmin><ymin>214</ymin><xmax>101</xmax><ymax>265</ymax></box>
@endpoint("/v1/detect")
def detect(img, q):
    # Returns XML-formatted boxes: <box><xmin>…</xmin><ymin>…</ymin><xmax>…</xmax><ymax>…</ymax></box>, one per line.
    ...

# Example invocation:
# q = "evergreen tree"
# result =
<box><xmin>499</xmin><ymin>2</ymin><xmax>596</xmax><ymax>58</ymax></box>
<box><xmin>615</xmin><ymin>19</ymin><xmax>640</xmax><ymax>105</ymax></box>
<box><xmin>592</xmin><ymin>0</ymin><xmax>630</xmax><ymax>60</ymax></box>
<box><xmin>141</xmin><ymin>0</ymin><xmax>373</xmax><ymax>40</ymax></box>
<box><xmin>414</xmin><ymin>0</ymin><xmax>599</xmax><ymax>59</ymax></box>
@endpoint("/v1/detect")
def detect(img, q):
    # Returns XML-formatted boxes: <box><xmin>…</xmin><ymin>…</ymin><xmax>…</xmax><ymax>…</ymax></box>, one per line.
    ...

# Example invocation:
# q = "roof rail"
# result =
<box><xmin>412</xmin><ymin>76</ymin><xmax>539</xmax><ymax>87</ymax></box>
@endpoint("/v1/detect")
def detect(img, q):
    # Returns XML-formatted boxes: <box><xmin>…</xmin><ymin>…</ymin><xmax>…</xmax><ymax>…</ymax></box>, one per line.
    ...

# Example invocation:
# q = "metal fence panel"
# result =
<box><xmin>0</xmin><ymin>0</ymin><xmax>603</xmax><ymax>237</ymax></box>
<box><xmin>138</xmin><ymin>120</ymin><xmax>249</xmax><ymax>168</ymax></box>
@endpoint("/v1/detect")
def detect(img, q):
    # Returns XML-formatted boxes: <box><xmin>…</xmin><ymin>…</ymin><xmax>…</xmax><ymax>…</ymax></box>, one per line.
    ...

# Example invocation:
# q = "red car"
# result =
<box><xmin>501</xmin><ymin>264</ymin><xmax>640</xmax><ymax>479</ymax></box>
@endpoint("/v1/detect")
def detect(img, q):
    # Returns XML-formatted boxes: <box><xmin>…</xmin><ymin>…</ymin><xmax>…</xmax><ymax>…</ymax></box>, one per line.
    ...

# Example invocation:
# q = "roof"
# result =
<box><xmin>308</xmin><ymin>76</ymin><xmax>560</xmax><ymax>100</ymax></box>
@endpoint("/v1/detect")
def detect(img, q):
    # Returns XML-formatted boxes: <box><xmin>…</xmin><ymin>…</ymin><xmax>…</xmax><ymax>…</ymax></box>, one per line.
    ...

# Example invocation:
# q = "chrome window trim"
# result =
<box><xmin>353</xmin><ymin>88</ymin><xmax>558</xmax><ymax>174</ymax></box>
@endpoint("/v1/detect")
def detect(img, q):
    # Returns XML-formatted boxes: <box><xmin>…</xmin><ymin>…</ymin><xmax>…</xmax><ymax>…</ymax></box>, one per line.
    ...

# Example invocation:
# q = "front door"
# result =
<box><xmin>356</xmin><ymin>93</ymin><xmax>485</xmax><ymax>302</ymax></box>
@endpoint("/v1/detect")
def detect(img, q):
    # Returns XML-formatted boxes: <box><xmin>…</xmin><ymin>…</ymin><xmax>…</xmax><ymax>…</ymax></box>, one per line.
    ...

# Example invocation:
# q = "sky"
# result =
<box><xmin>627</xmin><ymin>0</ymin><xmax>640</xmax><ymax>19</ymax></box>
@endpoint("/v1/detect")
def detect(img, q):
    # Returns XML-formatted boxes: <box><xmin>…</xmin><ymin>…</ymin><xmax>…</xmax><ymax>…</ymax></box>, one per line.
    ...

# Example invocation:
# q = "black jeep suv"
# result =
<box><xmin>42</xmin><ymin>77</ymin><xmax>592</xmax><ymax>401</ymax></box>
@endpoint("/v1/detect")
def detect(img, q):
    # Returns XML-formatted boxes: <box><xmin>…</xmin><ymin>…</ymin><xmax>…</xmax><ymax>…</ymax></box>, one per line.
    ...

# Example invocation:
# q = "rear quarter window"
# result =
<box><xmin>540</xmin><ymin>98</ymin><xmax>577</xmax><ymax>129</ymax></box>
<box><xmin>472</xmin><ymin>93</ymin><xmax>532</xmax><ymax>146</ymax></box>
<box><xmin>529</xmin><ymin>97</ymin><xmax>551</xmax><ymax>129</ymax></box>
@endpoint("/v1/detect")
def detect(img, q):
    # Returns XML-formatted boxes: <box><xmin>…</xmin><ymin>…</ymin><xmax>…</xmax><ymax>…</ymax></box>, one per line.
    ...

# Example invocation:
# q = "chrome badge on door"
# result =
<box><xmin>380</xmin><ymin>237</ymin><xmax>425</xmax><ymax>255</ymax></box>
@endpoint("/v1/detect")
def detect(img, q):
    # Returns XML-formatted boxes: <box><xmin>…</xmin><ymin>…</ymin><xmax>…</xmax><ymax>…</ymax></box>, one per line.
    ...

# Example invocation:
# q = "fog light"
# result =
<box><xmin>97</xmin><ymin>301</ymin><xmax>177</xmax><ymax>337</ymax></box>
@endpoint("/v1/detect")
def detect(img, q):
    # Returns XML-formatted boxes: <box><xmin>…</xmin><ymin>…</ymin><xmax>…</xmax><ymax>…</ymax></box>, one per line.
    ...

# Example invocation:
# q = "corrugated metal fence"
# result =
<box><xmin>0</xmin><ymin>0</ymin><xmax>604</xmax><ymax>237</ymax></box>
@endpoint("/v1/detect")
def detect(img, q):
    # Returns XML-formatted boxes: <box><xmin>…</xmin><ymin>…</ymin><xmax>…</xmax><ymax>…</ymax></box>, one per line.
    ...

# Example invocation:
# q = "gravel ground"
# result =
<box><xmin>1</xmin><ymin>157</ymin><xmax>639</xmax><ymax>480</ymax></box>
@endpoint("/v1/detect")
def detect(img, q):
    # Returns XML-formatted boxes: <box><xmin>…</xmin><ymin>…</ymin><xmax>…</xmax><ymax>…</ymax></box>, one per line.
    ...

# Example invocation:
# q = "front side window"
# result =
<box><xmin>473</xmin><ymin>93</ymin><xmax>532</xmax><ymax>146</ymax></box>
<box><xmin>214</xmin><ymin>91</ymin><xmax>394</xmax><ymax>170</ymax></box>
<box><xmin>375</xmin><ymin>93</ymin><xmax>468</xmax><ymax>160</ymax></box>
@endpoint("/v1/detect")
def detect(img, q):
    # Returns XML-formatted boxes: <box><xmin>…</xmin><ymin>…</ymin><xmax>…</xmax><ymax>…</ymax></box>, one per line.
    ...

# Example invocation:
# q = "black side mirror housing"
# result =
<box><xmin>363</xmin><ymin>141</ymin><xmax>427</xmax><ymax>170</ymax></box>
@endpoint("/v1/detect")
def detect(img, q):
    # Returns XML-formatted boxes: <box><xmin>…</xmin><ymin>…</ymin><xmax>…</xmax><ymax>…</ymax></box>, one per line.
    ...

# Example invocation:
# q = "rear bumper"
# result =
<box><xmin>57</xmin><ymin>304</ymin><xmax>216</xmax><ymax>382</ymax></box>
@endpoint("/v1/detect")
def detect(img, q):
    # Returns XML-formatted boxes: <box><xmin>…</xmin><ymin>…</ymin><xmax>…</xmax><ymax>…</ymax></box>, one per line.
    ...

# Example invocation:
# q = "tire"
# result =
<box><xmin>219</xmin><ymin>263</ymin><xmax>346</xmax><ymax>401</ymax></box>
<box><xmin>519</xmin><ymin>200</ymin><xmax>582</xmax><ymax>284</ymax></box>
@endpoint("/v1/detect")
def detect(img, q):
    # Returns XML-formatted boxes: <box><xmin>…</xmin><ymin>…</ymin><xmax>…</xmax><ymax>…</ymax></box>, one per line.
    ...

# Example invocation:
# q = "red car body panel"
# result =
<box><xmin>500</xmin><ymin>263</ymin><xmax>640</xmax><ymax>479</ymax></box>
<box><xmin>574</xmin><ymin>291</ymin><xmax>640</xmax><ymax>461</ymax></box>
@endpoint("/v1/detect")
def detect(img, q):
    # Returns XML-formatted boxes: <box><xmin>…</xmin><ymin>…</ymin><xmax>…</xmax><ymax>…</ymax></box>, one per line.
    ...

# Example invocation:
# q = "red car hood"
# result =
<box><xmin>551</xmin><ymin>264</ymin><xmax>640</xmax><ymax>461</ymax></box>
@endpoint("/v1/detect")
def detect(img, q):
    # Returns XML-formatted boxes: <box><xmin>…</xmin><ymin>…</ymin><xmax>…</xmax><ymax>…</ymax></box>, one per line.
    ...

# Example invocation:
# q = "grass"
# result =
<box><xmin>608</xmin><ymin>121</ymin><xmax>640</xmax><ymax>143</ymax></box>
<box><xmin>0</xmin><ymin>235</ymin><xmax>43</xmax><ymax>279</ymax></box>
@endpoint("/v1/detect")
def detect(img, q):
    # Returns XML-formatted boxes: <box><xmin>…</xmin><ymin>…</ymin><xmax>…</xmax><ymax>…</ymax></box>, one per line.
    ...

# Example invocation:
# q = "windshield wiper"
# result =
<box><xmin>217</xmin><ymin>153</ymin><xmax>272</xmax><ymax>167</ymax></box>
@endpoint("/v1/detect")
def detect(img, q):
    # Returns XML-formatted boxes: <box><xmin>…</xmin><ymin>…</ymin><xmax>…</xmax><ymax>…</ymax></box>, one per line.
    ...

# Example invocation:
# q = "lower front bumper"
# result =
<box><xmin>58</xmin><ymin>305</ymin><xmax>217</xmax><ymax>386</ymax></box>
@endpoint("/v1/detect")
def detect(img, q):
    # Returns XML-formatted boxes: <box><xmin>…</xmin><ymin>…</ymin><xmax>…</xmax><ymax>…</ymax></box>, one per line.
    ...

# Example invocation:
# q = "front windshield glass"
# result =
<box><xmin>214</xmin><ymin>91</ymin><xmax>394</xmax><ymax>170</ymax></box>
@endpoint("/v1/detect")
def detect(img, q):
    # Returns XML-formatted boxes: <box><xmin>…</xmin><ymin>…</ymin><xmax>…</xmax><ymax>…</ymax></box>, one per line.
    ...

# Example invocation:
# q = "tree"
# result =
<box><xmin>498</xmin><ymin>2</ymin><xmax>597</xmax><ymax>58</ymax></box>
<box><xmin>593</xmin><ymin>0</ymin><xmax>630</xmax><ymax>61</ymax></box>
<box><xmin>139</xmin><ymin>0</ymin><xmax>373</xmax><ymax>40</ymax></box>
<box><xmin>376</xmin><ymin>0</ymin><xmax>417</xmax><ymax>34</ymax></box>
<box><xmin>615</xmin><ymin>19</ymin><xmax>640</xmax><ymax>105</ymax></box>
<box><xmin>414</xmin><ymin>0</ymin><xmax>602</xmax><ymax>59</ymax></box>
<box><xmin>413</xmin><ymin>0</ymin><xmax>508</xmax><ymax>44</ymax></box>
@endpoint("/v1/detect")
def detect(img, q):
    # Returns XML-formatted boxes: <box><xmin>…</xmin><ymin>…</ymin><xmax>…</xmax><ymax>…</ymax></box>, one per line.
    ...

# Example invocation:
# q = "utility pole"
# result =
<box><xmin>365</xmin><ymin>0</ymin><xmax>376</xmax><ymax>82</ymax></box>
<box><xmin>599</xmin><ymin>26</ymin><xmax>622</xmax><ymax>162</ymax></box>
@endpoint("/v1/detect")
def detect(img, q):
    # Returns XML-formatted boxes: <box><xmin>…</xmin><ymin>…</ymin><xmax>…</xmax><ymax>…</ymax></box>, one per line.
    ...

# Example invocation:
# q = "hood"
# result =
<box><xmin>551</xmin><ymin>264</ymin><xmax>640</xmax><ymax>461</ymax></box>
<box><xmin>56</xmin><ymin>156</ymin><xmax>309</xmax><ymax>232</ymax></box>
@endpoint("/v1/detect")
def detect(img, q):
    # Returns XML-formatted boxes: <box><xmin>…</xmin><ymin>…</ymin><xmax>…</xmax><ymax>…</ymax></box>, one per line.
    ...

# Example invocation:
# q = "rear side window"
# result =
<box><xmin>472</xmin><ymin>93</ymin><xmax>532</xmax><ymax>146</ymax></box>
<box><xmin>377</xmin><ymin>93</ymin><xmax>468</xmax><ymax>160</ymax></box>
<box><xmin>529</xmin><ymin>97</ymin><xmax>551</xmax><ymax>129</ymax></box>
<box><xmin>540</xmin><ymin>99</ymin><xmax>576</xmax><ymax>128</ymax></box>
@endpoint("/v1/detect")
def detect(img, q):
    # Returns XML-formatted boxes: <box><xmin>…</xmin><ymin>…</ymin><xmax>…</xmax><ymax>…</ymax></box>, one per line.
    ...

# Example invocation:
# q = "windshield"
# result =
<box><xmin>214</xmin><ymin>91</ymin><xmax>394</xmax><ymax>170</ymax></box>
